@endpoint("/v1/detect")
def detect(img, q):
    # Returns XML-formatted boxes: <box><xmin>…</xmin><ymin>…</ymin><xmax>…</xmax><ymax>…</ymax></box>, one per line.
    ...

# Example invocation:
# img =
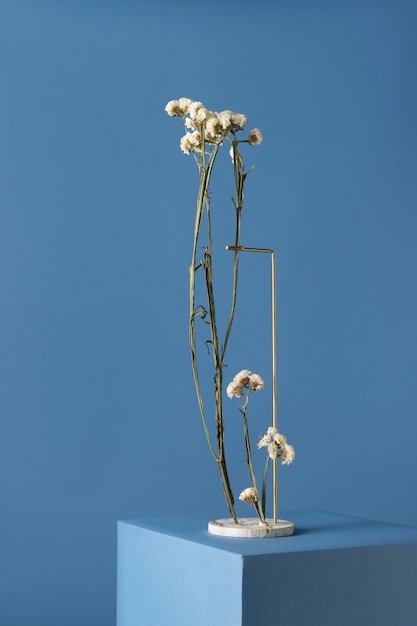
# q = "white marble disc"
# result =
<box><xmin>208</xmin><ymin>517</ymin><xmax>294</xmax><ymax>538</ymax></box>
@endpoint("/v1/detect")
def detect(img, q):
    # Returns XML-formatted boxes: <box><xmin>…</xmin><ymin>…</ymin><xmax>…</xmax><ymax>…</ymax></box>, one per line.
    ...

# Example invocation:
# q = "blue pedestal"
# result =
<box><xmin>117</xmin><ymin>510</ymin><xmax>417</xmax><ymax>626</ymax></box>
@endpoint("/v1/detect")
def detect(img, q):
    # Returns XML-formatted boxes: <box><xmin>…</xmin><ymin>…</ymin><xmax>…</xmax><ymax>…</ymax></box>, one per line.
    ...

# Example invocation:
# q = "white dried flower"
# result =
<box><xmin>178</xmin><ymin>97</ymin><xmax>193</xmax><ymax>115</ymax></box>
<box><xmin>185</xmin><ymin>117</ymin><xmax>197</xmax><ymax>130</ymax></box>
<box><xmin>206</xmin><ymin>115</ymin><xmax>222</xmax><ymax>140</ymax></box>
<box><xmin>206</xmin><ymin>128</ymin><xmax>222</xmax><ymax>143</ymax></box>
<box><xmin>188</xmin><ymin>101</ymin><xmax>204</xmax><ymax>119</ymax></box>
<box><xmin>179</xmin><ymin>131</ymin><xmax>201</xmax><ymax>154</ymax></box>
<box><xmin>258</xmin><ymin>427</ymin><xmax>293</xmax><ymax>463</ymax></box>
<box><xmin>180</xmin><ymin>134</ymin><xmax>193</xmax><ymax>154</ymax></box>
<box><xmin>196</xmin><ymin>107</ymin><xmax>210</xmax><ymax>123</ymax></box>
<box><xmin>268</xmin><ymin>442</ymin><xmax>279</xmax><ymax>459</ymax></box>
<box><xmin>249</xmin><ymin>373</ymin><xmax>264</xmax><ymax>392</ymax></box>
<box><xmin>218</xmin><ymin>109</ymin><xmax>233</xmax><ymax>131</ymax></box>
<box><xmin>239</xmin><ymin>487</ymin><xmax>257</xmax><ymax>504</ymax></box>
<box><xmin>231</xmin><ymin>112</ymin><xmax>248</xmax><ymax>129</ymax></box>
<box><xmin>206</xmin><ymin>114</ymin><xmax>220</xmax><ymax>130</ymax></box>
<box><xmin>257</xmin><ymin>434</ymin><xmax>270</xmax><ymax>449</ymax></box>
<box><xmin>190</xmin><ymin>131</ymin><xmax>201</xmax><ymax>149</ymax></box>
<box><xmin>248</xmin><ymin>128</ymin><xmax>263</xmax><ymax>145</ymax></box>
<box><xmin>273</xmin><ymin>432</ymin><xmax>287</xmax><ymax>447</ymax></box>
<box><xmin>165</xmin><ymin>100</ymin><xmax>181</xmax><ymax>117</ymax></box>
<box><xmin>226</xmin><ymin>382</ymin><xmax>242</xmax><ymax>399</ymax></box>
<box><xmin>233</xmin><ymin>370</ymin><xmax>252</xmax><ymax>386</ymax></box>
<box><xmin>281</xmin><ymin>444</ymin><xmax>296</xmax><ymax>465</ymax></box>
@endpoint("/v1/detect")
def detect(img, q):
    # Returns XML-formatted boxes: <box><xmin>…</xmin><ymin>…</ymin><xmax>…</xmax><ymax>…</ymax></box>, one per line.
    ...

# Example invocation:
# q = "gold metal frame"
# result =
<box><xmin>226</xmin><ymin>245</ymin><xmax>278</xmax><ymax>522</ymax></box>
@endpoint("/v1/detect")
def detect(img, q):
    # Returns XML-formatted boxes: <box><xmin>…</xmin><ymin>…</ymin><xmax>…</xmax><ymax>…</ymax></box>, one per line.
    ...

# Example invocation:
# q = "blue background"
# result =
<box><xmin>1</xmin><ymin>0</ymin><xmax>416</xmax><ymax>624</ymax></box>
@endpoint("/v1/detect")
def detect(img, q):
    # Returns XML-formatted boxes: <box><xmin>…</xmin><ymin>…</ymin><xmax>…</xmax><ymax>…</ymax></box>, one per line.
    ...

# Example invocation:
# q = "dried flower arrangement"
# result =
<box><xmin>165</xmin><ymin>98</ymin><xmax>295</xmax><ymax>532</ymax></box>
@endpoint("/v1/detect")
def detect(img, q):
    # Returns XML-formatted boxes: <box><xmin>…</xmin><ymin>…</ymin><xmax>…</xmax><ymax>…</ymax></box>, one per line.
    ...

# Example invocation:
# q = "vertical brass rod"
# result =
<box><xmin>271</xmin><ymin>251</ymin><xmax>277</xmax><ymax>523</ymax></box>
<box><xmin>226</xmin><ymin>245</ymin><xmax>278</xmax><ymax>522</ymax></box>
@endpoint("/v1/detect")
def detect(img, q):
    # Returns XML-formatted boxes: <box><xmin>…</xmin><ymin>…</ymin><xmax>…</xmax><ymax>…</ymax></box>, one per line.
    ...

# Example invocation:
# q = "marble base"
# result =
<box><xmin>208</xmin><ymin>517</ymin><xmax>294</xmax><ymax>537</ymax></box>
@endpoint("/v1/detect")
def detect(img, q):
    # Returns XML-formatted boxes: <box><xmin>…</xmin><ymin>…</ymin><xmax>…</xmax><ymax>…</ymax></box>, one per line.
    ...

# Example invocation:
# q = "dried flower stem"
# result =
<box><xmin>261</xmin><ymin>454</ymin><xmax>270</xmax><ymax>516</ymax></box>
<box><xmin>240</xmin><ymin>393</ymin><xmax>265</xmax><ymax>523</ymax></box>
<box><xmin>221</xmin><ymin>138</ymin><xmax>244</xmax><ymax>362</ymax></box>
<box><xmin>189</xmin><ymin>138</ymin><xmax>243</xmax><ymax>522</ymax></box>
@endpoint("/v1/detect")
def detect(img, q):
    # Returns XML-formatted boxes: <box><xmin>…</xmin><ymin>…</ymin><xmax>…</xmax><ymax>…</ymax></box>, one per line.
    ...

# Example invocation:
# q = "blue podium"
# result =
<box><xmin>117</xmin><ymin>510</ymin><xmax>417</xmax><ymax>626</ymax></box>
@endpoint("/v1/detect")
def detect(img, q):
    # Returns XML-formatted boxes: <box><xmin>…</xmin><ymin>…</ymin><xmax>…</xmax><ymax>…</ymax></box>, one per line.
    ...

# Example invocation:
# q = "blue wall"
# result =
<box><xmin>1</xmin><ymin>1</ymin><xmax>416</xmax><ymax>624</ymax></box>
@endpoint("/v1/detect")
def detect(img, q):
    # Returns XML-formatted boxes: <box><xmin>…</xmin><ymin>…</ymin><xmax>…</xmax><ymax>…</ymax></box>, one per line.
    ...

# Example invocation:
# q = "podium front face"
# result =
<box><xmin>117</xmin><ymin>511</ymin><xmax>417</xmax><ymax>626</ymax></box>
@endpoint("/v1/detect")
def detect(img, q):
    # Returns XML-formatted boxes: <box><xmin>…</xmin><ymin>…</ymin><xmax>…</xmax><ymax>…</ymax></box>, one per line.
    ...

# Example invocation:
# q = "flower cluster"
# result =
<box><xmin>258</xmin><ymin>426</ymin><xmax>296</xmax><ymax>464</ymax></box>
<box><xmin>165</xmin><ymin>97</ymin><xmax>263</xmax><ymax>154</ymax></box>
<box><xmin>226</xmin><ymin>370</ymin><xmax>265</xmax><ymax>399</ymax></box>
<box><xmin>239</xmin><ymin>487</ymin><xmax>257</xmax><ymax>505</ymax></box>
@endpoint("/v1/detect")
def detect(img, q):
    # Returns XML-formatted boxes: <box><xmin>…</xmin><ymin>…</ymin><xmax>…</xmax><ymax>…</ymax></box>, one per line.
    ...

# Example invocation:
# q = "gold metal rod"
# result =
<box><xmin>271</xmin><ymin>251</ymin><xmax>277</xmax><ymax>523</ymax></box>
<box><xmin>226</xmin><ymin>245</ymin><xmax>278</xmax><ymax>523</ymax></box>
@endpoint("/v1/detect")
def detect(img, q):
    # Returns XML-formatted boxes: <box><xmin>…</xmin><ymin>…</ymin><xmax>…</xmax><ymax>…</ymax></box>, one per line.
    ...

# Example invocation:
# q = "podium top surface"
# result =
<box><xmin>118</xmin><ymin>510</ymin><xmax>417</xmax><ymax>557</ymax></box>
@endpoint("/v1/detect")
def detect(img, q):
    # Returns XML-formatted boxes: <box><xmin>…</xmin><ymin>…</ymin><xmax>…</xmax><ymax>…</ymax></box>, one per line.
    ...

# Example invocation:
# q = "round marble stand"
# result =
<box><xmin>208</xmin><ymin>517</ymin><xmax>294</xmax><ymax>538</ymax></box>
